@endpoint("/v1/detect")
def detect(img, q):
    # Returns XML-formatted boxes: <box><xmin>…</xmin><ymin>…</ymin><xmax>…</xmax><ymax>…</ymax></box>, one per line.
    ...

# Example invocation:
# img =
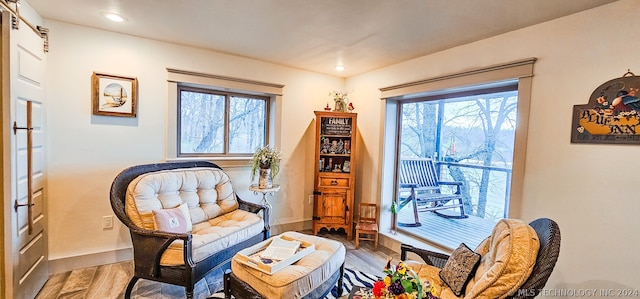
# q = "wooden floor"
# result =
<box><xmin>35</xmin><ymin>230</ymin><xmax>398</xmax><ymax>299</ymax></box>
<box><xmin>397</xmin><ymin>205</ymin><xmax>497</xmax><ymax>250</ymax></box>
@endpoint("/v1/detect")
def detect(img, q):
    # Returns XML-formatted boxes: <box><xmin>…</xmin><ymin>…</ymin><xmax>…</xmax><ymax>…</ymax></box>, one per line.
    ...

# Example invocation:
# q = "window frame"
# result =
<box><xmin>378</xmin><ymin>58</ymin><xmax>536</xmax><ymax>247</ymax></box>
<box><xmin>396</xmin><ymin>83</ymin><xmax>519</xmax><ymax>219</ymax></box>
<box><xmin>176</xmin><ymin>85</ymin><xmax>270</xmax><ymax>157</ymax></box>
<box><xmin>167</xmin><ymin>68</ymin><xmax>284</xmax><ymax>166</ymax></box>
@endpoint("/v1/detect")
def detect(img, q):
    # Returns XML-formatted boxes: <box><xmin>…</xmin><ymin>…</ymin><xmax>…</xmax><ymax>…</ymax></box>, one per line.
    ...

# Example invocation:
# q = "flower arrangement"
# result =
<box><xmin>330</xmin><ymin>90</ymin><xmax>349</xmax><ymax>101</ymax></box>
<box><xmin>330</xmin><ymin>90</ymin><xmax>349</xmax><ymax>112</ymax></box>
<box><xmin>250</xmin><ymin>145</ymin><xmax>281</xmax><ymax>182</ymax></box>
<box><xmin>360</xmin><ymin>258</ymin><xmax>438</xmax><ymax>299</ymax></box>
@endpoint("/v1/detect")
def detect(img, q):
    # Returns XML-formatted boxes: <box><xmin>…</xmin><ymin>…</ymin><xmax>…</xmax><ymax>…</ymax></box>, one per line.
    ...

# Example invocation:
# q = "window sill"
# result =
<box><xmin>165</xmin><ymin>156</ymin><xmax>252</xmax><ymax>168</ymax></box>
<box><xmin>380</xmin><ymin>230</ymin><xmax>452</xmax><ymax>255</ymax></box>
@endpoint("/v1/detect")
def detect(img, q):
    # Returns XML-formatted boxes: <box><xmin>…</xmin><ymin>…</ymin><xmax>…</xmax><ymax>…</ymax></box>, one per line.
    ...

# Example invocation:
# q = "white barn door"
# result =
<box><xmin>1</xmin><ymin>9</ymin><xmax>49</xmax><ymax>299</ymax></box>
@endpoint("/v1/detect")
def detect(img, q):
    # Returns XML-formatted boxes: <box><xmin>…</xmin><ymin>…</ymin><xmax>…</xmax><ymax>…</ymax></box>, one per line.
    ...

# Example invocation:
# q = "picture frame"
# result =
<box><xmin>92</xmin><ymin>72</ymin><xmax>137</xmax><ymax>117</ymax></box>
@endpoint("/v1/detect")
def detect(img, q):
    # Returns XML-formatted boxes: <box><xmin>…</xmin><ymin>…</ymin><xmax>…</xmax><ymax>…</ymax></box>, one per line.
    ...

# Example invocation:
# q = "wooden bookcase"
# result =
<box><xmin>312</xmin><ymin>111</ymin><xmax>357</xmax><ymax>240</ymax></box>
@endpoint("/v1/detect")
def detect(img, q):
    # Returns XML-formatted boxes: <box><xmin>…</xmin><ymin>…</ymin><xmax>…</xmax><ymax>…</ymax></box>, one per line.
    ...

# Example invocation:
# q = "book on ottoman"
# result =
<box><xmin>234</xmin><ymin>234</ymin><xmax>315</xmax><ymax>274</ymax></box>
<box><xmin>260</xmin><ymin>236</ymin><xmax>301</xmax><ymax>260</ymax></box>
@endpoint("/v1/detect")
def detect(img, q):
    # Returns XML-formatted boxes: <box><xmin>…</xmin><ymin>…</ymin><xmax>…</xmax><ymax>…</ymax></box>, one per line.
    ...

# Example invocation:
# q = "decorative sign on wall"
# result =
<box><xmin>320</xmin><ymin>117</ymin><xmax>352</xmax><ymax>135</ymax></box>
<box><xmin>571</xmin><ymin>70</ymin><xmax>640</xmax><ymax>144</ymax></box>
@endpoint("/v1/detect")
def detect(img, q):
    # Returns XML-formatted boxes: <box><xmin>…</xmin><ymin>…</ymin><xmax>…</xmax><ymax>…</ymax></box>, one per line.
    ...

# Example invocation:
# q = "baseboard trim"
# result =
<box><xmin>270</xmin><ymin>219</ymin><xmax>313</xmax><ymax>235</ymax></box>
<box><xmin>49</xmin><ymin>248</ymin><xmax>133</xmax><ymax>274</ymax></box>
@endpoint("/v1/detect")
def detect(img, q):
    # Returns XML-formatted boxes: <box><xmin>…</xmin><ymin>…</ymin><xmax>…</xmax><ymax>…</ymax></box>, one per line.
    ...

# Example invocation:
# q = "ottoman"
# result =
<box><xmin>224</xmin><ymin>231</ymin><xmax>346</xmax><ymax>299</ymax></box>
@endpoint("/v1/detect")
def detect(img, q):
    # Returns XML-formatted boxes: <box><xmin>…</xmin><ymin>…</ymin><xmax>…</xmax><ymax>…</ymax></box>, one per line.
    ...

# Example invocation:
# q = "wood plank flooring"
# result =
<box><xmin>35</xmin><ymin>230</ymin><xmax>398</xmax><ymax>299</ymax></box>
<box><xmin>397</xmin><ymin>206</ymin><xmax>497</xmax><ymax>250</ymax></box>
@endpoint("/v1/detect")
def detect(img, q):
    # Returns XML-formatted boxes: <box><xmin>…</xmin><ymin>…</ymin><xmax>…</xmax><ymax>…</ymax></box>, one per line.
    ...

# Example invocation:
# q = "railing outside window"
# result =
<box><xmin>435</xmin><ymin>160</ymin><xmax>512</xmax><ymax>220</ymax></box>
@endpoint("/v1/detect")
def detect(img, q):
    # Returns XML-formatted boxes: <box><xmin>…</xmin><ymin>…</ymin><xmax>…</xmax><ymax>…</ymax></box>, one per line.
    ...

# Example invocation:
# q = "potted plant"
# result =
<box><xmin>251</xmin><ymin>145</ymin><xmax>281</xmax><ymax>189</ymax></box>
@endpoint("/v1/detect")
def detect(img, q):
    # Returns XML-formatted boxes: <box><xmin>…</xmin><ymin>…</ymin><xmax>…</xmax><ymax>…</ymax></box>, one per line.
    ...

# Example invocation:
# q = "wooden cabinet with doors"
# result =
<box><xmin>313</xmin><ymin>111</ymin><xmax>357</xmax><ymax>239</ymax></box>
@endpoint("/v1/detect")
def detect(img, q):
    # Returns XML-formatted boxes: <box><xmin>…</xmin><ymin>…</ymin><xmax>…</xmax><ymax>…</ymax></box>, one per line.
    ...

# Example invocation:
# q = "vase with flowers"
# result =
<box><xmin>251</xmin><ymin>145</ymin><xmax>281</xmax><ymax>189</ymax></box>
<box><xmin>356</xmin><ymin>258</ymin><xmax>439</xmax><ymax>299</ymax></box>
<box><xmin>330</xmin><ymin>90</ymin><xmax>349</xmax><ymax>112</ymax></box>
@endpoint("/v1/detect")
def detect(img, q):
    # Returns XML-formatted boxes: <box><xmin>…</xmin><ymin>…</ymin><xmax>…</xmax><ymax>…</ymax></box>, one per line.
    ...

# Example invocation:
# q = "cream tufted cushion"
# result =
<box><xmin>231</xmin><ymin>231</ymin><xmax>346</xmax><ymax>299</ymax></box>
<box><xmin>160</xmin><ymin>209</ymin><xmax>264</xmax><ymax>265</ymax></box>
<box><xmin>124</xmin><ymin>167</ymin><xmax>265</xmax><ymax>266</ymax></box>
<box><xmin>125</xmin><ymin>167</ymin><xmax>239</xmax><ymax>229</ymax></box>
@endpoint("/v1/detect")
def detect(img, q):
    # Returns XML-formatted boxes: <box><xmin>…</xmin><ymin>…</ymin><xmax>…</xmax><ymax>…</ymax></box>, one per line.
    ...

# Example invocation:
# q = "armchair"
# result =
<box><xmin>401</xmin><ymin>218</ymin><xmax>560</xmax><ymax>299</ymax></box>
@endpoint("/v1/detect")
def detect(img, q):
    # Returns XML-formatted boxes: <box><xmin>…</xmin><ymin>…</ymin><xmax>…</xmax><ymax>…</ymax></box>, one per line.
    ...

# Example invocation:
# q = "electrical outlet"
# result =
<box><xmin>308</xmin><ymin>195</ymin><xmax>313</xmax><ymax>204</ymax></box>
<box><xmin>102</xmin><ymin>215</ymin><xmax>114</xmax><ymax>229</ymax></box>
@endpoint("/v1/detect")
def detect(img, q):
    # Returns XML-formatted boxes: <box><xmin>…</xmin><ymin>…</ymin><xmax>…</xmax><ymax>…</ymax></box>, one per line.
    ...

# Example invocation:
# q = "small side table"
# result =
<box><xmin>249</xmin><ymin>184</ymin><xmax>280</xmax><ymax>211</ymax></box>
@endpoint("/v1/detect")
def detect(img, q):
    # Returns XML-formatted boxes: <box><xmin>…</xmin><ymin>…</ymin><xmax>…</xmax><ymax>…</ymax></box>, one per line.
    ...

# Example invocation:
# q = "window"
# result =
<box><xmin>178</xmin><ymin>86</ymin><xmax>268</xmax><ymax>156</ymax></box>
<box><xmin>392</xmin><ymin>85</ymin><xmax>518</xmax><ymax>249</ymax></box>
<box><xmin>398</xmin><ymin>85</ymin><xmax>518</xmax><ymax>221</ymax></box>
<box><xmin>166</xmin><ymin>68</ymin><xmax>284</xmax><ymax>162</ymax></box>
<box><xmin>378</xmin><ymin>58</ymin><xmax>535</xmax><ymax>250</ymax></box>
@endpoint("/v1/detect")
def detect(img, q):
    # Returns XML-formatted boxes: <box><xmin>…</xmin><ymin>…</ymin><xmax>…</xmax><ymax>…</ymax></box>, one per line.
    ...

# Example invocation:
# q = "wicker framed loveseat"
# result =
<box><xmin>110</xmin><ymin>161</ymin><xmax>270</xmax><ymax>299</ymax></box>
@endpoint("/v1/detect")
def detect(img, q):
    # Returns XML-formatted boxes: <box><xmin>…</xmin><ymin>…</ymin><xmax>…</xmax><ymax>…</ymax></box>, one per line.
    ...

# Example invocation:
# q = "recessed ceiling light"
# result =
<box><xmin>335</xmin><ymin>65</ymin><xmax>345</xmax><ymax>72</ymax></box>
<box><xmin>102</xmin><ymin>12</ymin><xmax>127</xmax><ymax>22</ymax></box>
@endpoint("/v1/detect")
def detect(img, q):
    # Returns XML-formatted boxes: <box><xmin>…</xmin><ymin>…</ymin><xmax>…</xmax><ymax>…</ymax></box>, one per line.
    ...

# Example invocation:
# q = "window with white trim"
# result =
<box><xmin>167</xmin><ymin>68</ymin><xmax>283</xmax><ymax>162</ymax></box>
<box><xmin>378</xmin><ymin>58</ymin><xmax>536</xmax><ymax>250</ymax></box>
<box><xmin>178</xmin><ymin>86</ymin><xmax>268</xmax><ymax>156</ymax></box>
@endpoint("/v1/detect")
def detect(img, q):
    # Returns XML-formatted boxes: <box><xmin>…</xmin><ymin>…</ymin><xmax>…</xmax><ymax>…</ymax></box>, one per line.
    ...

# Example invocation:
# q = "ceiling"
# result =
<box><xmin>26</xmin><ymin>0</ymin><xmax>617</xmax><ymax>77</ymax></box>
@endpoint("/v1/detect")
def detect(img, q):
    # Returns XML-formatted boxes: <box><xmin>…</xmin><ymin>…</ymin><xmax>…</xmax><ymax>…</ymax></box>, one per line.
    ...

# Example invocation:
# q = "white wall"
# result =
<box><xmin>44</xmin><ymin>20</ymin><xmax>343</xmax><ymax>264</ymax></box>
<box><xmin>346</xmin><ymin>0</ymin><xmax>639</xmax><ymax>293</ymax></box>
<box><xmin>42</xmin><ymin>0</ymin><xmax>640</xmax><ymax>292</ymax></box>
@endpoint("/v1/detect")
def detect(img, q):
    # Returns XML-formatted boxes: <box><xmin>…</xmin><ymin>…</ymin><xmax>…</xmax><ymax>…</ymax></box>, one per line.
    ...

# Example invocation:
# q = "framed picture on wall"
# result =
<box><xmin>92</xmin><ymin>72</ymin><xmax>138</xmax><ymax>117</ymax></box>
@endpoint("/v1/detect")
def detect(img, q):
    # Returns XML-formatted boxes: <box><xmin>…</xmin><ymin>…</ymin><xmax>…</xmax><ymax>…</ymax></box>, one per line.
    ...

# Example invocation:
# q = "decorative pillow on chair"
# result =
<box><xmin>153</xmin><ymin>203</ymin><xmax>192</xmax><ymax>233</ymax></box>
<box><xmin>439</xmin><ymin>242</ymin><xmax>481</xmax><ymax>297</ymax></box>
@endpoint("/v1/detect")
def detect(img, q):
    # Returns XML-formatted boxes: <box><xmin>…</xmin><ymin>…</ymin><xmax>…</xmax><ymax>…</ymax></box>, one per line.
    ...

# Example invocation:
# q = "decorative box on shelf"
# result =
<box><xmin>233</xmin><ymin>234</ymin><xmax>315</xmax><ymax>275</ymax></box>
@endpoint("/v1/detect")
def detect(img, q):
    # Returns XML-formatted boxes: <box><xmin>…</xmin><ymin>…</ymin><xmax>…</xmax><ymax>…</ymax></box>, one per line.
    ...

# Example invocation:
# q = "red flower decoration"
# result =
<box><xmin>372</xmin><ymin>280</ymin><xmax>386</xmax><ymax>297</ymax></box>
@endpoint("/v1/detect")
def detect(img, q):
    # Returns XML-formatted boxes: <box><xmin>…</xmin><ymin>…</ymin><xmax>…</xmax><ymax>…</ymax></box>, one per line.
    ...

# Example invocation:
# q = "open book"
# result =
<box><xmin>260</xmin><ymin>237</ymin><xmax>301</xmax><ymax>260</ymax></box>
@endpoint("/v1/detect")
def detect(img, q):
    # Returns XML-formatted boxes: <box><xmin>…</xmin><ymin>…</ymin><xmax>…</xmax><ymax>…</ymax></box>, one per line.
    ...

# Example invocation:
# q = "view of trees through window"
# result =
<box><xmin>398</xmin><ymin>88</ymin><xmax>518</xmax><ymax>221</ymax></box>
<box><xmin>179</xmin><ymin>87</ymin><xmax>267</xmax><ymax>155</ymax></box>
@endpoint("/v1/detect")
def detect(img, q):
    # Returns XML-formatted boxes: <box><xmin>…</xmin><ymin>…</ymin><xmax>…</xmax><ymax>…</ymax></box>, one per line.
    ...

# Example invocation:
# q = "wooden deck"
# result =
<box><xmin>396</xmin><ymin>207</ymin><xmax>497</xmax><ymax>250</ymax></box>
